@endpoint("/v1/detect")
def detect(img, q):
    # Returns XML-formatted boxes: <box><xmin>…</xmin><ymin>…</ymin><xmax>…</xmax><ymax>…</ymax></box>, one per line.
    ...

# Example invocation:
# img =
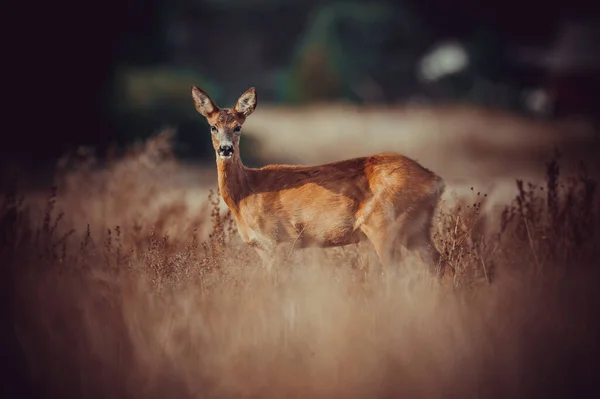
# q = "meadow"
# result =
<box><xmin>1</xmin><ymin>105</ymin><xmax>599</xmax><ymax>398</ymax></box>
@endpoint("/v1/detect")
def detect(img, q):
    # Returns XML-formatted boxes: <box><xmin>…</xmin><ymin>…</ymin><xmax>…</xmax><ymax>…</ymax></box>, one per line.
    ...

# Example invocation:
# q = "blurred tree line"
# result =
<box><xmin>5</xmin><ymin>0</ymin><xmax>597</xmax><ymax>169</ymax></box>
<box><xmin>106</xmin><ymin>0</ymin><xmax>536</xmax><ymax>162</ymax></box>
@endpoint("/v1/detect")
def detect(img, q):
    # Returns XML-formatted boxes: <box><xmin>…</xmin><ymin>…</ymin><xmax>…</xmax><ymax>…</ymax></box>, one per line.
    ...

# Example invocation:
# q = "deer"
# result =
<box><xmin>191</xmin><ymin>86</ymin><xmax>447</xmax><ymax>277</ymax></box>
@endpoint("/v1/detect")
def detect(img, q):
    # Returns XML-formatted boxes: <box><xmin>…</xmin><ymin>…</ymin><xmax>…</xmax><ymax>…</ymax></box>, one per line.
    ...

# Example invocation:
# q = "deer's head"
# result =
<box><xmin>191</xmin><ymin>86</ymin><xmax>257</xmax><ymax>161</ymax></box>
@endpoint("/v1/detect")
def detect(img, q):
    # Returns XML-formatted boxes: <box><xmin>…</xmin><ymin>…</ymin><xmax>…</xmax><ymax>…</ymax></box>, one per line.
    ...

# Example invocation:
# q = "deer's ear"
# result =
<box><xmin>234</xmin><ymin>87</ymin><xmax>257</xmax><ymax>117</ymax></box>
<box><xmin>192</xmin><ymin>86</ymin><xmax>218</xmax><ymax>117</ymax></box>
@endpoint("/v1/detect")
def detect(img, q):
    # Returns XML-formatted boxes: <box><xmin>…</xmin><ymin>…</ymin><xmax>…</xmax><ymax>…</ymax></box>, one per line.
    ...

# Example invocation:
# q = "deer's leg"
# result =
<box><xmin>360</xmin><ymin>216</ymin><xmax>406</xmax><ymax>274</ymax></box>
<box><xmin>366</xmin><ymin>207</ymin><xmax>442</xmax><ymax>274</ymax></box>
<box><xmin>406</xmin><ymin>229</ymin><xmax>443</xmax><ymax>277</ymax></box>
<box><xmin>404</xmin><ymin>206</ymin><xmax>446</xmax><ymax>278</ymax></box>
<box><xmin>368</xmin><ymin>237</ymin><xmax>394</xmax><ymax>275</ymax></box>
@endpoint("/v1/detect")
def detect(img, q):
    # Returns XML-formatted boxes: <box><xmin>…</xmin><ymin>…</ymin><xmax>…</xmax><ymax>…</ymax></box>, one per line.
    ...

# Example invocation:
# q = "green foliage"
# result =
<box><xmin>278</xmin><ymin>1</ymin><xmax>429</xmax><ymax>103</ymax></box>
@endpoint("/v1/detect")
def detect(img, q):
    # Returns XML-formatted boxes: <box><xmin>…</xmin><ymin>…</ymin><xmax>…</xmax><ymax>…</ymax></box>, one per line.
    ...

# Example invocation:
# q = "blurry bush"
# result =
<box><xmin>278</xmin><ymin>1</ymin><xmax>431</xmax><ymax>104</ymax></box>
<box><xmin>416</xmin><ymin>30</ymin><xmax>528</xmax><ymax>112</ymax></box>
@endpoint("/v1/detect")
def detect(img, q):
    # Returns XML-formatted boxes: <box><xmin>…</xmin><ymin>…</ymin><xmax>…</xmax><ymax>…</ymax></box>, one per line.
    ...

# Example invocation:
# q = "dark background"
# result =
<box><xmin>6</xmin><ymin>0</ymin><xmax>600</xmax><ymax>169</ymax></box>
<box><xmin>2</xmin><ymin>2</ymin><xmax>600</xmax><ymax>397</ymax></box>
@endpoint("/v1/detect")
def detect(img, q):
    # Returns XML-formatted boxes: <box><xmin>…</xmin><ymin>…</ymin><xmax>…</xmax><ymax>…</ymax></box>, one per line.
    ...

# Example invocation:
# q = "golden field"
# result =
<box><xmin>1</xmin><ymin>104</ymin><xmax>599</xmax><ymax>398</ymax></box>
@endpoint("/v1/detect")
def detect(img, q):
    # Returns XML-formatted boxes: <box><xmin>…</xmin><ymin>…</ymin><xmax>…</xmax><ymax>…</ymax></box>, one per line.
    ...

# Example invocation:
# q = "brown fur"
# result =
<box><xmin>191</xmin><ymin>86</ymin><xmax>446</xmax><ymax>275</ymax></box>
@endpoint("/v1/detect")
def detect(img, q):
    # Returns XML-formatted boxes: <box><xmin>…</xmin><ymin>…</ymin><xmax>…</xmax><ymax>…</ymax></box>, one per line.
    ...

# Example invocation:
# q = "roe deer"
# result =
<box><xmin>191</xmin><ymin>86</ymin><xmax>446</xmax><ymax>276</ymax></box>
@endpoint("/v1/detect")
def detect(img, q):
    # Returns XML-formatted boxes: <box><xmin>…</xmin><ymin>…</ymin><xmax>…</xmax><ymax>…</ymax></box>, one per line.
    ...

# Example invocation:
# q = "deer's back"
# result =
<box><xmin>249</xmin><ymin>152</ymin><xmax>441</xmax><ymax>197</ymax></box>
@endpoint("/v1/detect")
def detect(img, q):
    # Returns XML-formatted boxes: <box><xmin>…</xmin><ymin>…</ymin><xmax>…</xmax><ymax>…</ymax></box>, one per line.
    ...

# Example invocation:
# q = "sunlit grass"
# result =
<box><xmin>1</xmin><ymin>132</ymin><xmax>599</xmax><ymax>398</ymax></box>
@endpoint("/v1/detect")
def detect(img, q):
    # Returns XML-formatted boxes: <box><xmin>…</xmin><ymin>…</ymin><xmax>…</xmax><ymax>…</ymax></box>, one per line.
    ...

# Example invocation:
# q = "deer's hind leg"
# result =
<box><xmin>359</xmin><ymin>206</ymin><xmax>409</xmax><ymax>274</ymax></box>
<box><xmin>404</xmin><ymin>202</ymin><xmax>445</xmax><ymax>278</ymax></box>
<box><xmin>360</xmin><ymin>200</ymin><xmax>444</xmax><ymax>277</ymax></box>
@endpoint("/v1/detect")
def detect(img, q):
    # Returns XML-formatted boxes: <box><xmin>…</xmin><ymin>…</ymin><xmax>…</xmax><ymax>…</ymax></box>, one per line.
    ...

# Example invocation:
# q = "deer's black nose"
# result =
<box><xmin>218</xmin><ymin>145</ymin><xmax>234</xmax><ymax>157</ymax></box>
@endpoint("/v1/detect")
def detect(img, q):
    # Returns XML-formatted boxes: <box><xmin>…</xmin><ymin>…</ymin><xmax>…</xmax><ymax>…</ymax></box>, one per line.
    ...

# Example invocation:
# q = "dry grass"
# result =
<box><xmin>1</xmin><ymin>131</ymin><xmax>600</xmax><ymax>399</ymax></box>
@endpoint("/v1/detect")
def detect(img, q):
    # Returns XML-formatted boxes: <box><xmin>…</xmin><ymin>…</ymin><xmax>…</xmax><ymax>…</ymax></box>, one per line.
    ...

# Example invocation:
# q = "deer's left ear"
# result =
<box><xmin>234</xmin><ymin>87</ymin><xmax>257</xmax><ymax>117</ymax></box>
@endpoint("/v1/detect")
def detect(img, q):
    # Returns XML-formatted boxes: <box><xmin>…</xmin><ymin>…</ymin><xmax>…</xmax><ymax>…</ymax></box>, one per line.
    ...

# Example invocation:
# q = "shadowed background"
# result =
<box><xmin>3</xmin><ymin>1</ymin><xmax>600</xmax><ymax>399</ymax></box>
<box><xmin>6</xmin><ymin>0</ymin><xmax>600</xmax><ymax>171</ymax></box>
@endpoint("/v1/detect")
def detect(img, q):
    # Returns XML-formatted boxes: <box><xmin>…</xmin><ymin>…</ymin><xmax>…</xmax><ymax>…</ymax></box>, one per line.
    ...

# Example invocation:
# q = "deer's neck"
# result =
<box><xmin>216</xmin><ymin>155</ymin><xmax>250</xmax><ymax>212</ymax></box>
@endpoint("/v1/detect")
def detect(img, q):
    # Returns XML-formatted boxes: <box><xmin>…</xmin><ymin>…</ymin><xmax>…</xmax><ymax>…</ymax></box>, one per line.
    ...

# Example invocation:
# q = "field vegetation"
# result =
<box><xmin>1</xmin><ymin>125</ymin><xmax>599</xmax><ymax>398</ymax></box>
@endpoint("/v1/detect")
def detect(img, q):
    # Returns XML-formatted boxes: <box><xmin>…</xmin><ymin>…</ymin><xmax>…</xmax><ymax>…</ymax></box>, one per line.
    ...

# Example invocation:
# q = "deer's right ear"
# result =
<box><xmin>191</xmin><ymin>86</ymin><xmax>218</xmax><ymax>118</ymax></box>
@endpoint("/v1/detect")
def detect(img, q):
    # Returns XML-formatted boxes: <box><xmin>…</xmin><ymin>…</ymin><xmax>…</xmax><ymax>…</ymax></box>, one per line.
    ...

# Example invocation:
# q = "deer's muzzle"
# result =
<box><xmin>218</xmin><ymin>145</ymin><xmax>234</xmax><ymax>158</ymax></box>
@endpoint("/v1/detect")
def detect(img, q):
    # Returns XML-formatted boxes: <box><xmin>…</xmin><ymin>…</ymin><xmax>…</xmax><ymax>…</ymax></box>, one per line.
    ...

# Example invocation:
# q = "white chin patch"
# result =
<box><xmin>219</xmin><ymin>154</ymin><xmax>232</xmax><ymax>160</ymax></box>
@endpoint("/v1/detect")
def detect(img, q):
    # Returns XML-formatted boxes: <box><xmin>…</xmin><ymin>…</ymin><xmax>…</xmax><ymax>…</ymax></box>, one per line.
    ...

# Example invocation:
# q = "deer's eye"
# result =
<box><xmin>233</xmin><ymin>126</ymin><xmax>241</xmax><ymax>133</ymax></box>
<box><xmin>210</xmin><ymin>125</ymin><xmax>218</xmax><ymax>133</ymax></box>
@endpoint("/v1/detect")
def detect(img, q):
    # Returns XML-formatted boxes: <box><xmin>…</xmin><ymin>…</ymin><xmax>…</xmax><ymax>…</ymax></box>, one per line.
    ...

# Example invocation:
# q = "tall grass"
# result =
<box><xmin>1</xmin><ymin>133</ymin><xmax>599</xmax><ymax>398</ymax></box>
